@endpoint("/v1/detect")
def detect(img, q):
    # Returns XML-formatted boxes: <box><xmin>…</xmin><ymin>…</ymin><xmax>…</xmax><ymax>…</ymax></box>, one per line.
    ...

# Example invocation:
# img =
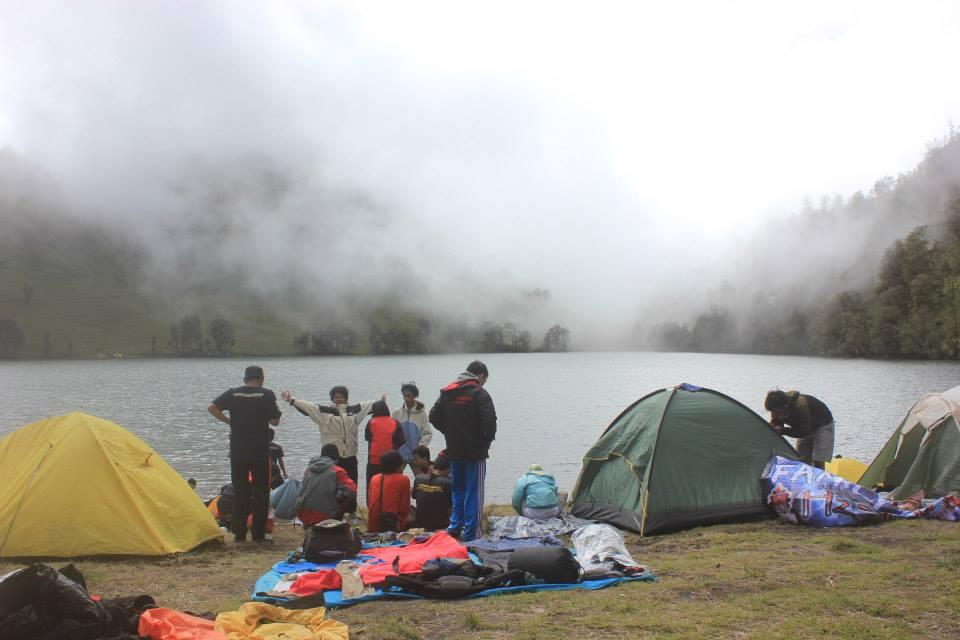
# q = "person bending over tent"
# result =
<box><xmin>281</xmin><ymin>386</ymin><xmax>383</xmax><ymax>487</ymax></box>
<box><xmin>368</xmin><ymin>450</ymin><xmax>411</xmax><ymax>533</ymax></box>
<box><xmin>765</xmin><ymin>389</ymin><xmax>835</xmax><ymax>469</ymax></box>
<box><xmin>296</xmin><ymin>444</ymin><xmax>358</xmax><ymax>527</ymax></box>
<box><xmin>512</xmin><ymin>464</ymin><xmax>561</xmax><ymax>519</ymax></box>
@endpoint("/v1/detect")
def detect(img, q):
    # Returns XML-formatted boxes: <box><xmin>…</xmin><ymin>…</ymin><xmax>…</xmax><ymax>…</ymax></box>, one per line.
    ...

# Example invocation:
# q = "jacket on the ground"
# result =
<box><xmin>392</xmin><ymin>401</ymin><xmax>433</xmax><ymax>455</ymax></box>
<box><xmin>367</xmin><ymin>472</ymin><xmax>411</xmax><ymax>532</ymax></box>
<box><xmin>428</xmin><ymin>373</ymin><xmax>497</xmax><ymax>461</ymax></box>
<box><xmin>296</xmin><ymin>455</ymin><xmax>357</xmax><ymax>518</ymax></box>
<box><xmin>290</xmin><ymin>398</ymin><xmax>375</xmax><ymax>459</ymax></box>
<box><xmin>772</xmin><ymin>390</ymin><xmax>834</xmax><ymax>439</ymax></box>
<box><xmin>365</xmin><ymin>415</ymin><xmax>404</xmax><ymax>465</ymax></box>
<box><xmin>512</xmin><ymin>470</ymin><xmax>559</xmax><ymax>513</ymax></box>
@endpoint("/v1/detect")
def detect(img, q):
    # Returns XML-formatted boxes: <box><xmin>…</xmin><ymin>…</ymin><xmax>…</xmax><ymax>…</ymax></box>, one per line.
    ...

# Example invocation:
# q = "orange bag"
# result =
<box><xmin>138</xmin><ymin>607</ymin><xmax>228</xmax><ymax>640</ymax></box>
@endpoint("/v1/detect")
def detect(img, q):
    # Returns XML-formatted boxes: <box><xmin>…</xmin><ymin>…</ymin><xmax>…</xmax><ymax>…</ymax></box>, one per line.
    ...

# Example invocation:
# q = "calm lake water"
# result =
<box><xmin>1</xmin><ymin>352</ymin><xmax>958</xmax><ymax>503</ymax></box>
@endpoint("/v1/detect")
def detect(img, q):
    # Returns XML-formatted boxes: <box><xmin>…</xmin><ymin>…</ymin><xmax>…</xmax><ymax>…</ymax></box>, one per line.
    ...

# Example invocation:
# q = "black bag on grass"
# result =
<box><xmin>507</xmin><ymin>546</ymin><xmax>581</xmax><ymax>584</ymax></box>
<box><xmin>303</xmin><ymin>520</ymin><xmax>362</xmax><ymax>563</ymax></box>
<box><xmin>383</xmin><ymin>569</ymin><xmax>528</xmax><ymax>599</ymax></box>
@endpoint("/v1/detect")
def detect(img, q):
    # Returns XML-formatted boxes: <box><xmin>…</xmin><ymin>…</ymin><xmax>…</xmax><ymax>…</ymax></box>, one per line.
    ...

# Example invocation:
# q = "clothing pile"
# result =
<box><xmin>253</xmin><ymin>527</ymin><xmax>655</xmax><ymax>608</ymax></box>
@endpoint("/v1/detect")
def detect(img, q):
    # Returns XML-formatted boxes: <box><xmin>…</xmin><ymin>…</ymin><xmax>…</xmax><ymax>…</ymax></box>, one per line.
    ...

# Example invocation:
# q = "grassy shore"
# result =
<box><xmin>2</xmin><ymin>512</ymin><xmax>958</xmax><ymax>639</ymax></box>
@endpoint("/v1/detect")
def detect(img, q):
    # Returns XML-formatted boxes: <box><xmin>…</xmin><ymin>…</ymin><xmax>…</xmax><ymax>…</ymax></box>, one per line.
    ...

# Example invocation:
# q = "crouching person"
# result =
<box><xmin>296</xmin><ymin>444</ymin><xmax>358</xmax><ymax>527</ymax></box>
<box><xmin>367</xmin><ymin>450</ymin><xmax>411</xmax><ymax>533</ymax></box>
<box><xmin>413</xmin><ymin>455</ymin><xmax>452</xmax><ymax>531</ymax></box>
<box><xmin>512</xmin><ymin>464</ymin><xmax>560</xmax><ymax>520</ymax></box>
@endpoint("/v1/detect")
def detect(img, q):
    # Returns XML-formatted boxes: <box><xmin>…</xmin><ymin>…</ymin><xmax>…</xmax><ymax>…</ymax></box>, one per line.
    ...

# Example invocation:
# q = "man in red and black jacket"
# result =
<box><xmin>429</xmin><ymin>360</ymin><xmax>497</xmax><ymax>541</ymax></box>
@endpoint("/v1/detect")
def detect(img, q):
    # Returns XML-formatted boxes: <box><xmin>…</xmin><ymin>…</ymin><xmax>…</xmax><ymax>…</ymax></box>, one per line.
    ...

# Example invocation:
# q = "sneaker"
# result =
<box><xmin>445</xmin><ymin>528</ymin><xmax>462</xmax><ymax>540</ymax></box>
<box><xmin>252</xmin><ymin>538</ymin><xmax>274</xmax><ymax>545</ymax></box>
<box><xmin>233</xmin><ymin>535</ymin><xmax>247</xmax><ymax>543</ymax></box>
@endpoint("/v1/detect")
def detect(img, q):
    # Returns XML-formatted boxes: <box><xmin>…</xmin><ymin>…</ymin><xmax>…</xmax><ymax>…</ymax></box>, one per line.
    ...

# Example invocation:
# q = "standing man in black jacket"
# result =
<box><xmin>429</xmin><ymin>360</ymin><xmax>497</xmax><ymax>541</ymax></box>
<box><xmin>208</xmin><ymin>365</ymin><xmax>282</xmax><ymax>542</ymax></box>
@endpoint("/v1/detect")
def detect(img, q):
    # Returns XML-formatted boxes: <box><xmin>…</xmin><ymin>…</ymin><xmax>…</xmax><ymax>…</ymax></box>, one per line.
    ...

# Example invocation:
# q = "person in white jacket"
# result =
<box><xmin>392</xmin><ymin>382</ymin><xmax>433</xmax><ymax>471</ymax></box>
<box><xmin>280</xmin><ymin>385</ymin><xmax>382</xmax><ymax>488</ymax></box>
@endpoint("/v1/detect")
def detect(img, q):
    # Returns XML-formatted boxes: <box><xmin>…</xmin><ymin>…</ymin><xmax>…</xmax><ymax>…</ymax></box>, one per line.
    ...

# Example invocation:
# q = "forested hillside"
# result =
<box><xmin>647</xmin><ymin>131</ymin><xmax>960</xmax><ymax>359</ymax></box>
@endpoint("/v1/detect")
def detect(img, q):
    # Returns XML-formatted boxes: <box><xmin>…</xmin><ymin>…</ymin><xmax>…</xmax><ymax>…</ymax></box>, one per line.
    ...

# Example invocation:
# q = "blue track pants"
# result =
<box><xmin>449</xmin><ymin>459</ymin><xmax>486</xmax><ymax>541</ymax></box>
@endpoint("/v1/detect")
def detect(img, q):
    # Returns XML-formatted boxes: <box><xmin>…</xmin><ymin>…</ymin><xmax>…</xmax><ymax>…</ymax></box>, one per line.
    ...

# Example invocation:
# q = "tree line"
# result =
<box><xmin>647</xmin><ymin>156</ymin><xmax>960</xmax><ymax>360</ymax></box>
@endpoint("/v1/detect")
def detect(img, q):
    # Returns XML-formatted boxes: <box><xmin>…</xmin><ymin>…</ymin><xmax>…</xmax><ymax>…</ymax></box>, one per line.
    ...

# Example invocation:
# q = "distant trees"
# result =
<box><xmin>0</xmin><ymin>319</ymin><xmax>25</xmax><ymax>358</ymax></box>
<box><xmin>209</xmin><ymin>318</ymin><xmax>236</xmax><ymax>355</ymax></box>
<box><xmin>542</xmin><ymin>324</ymin><xmax>570</xmax><ymax>352</ymax></box>
<box><xmin>293</xmin><ymin>327</ymin><xmax>358</xmax><ymax>355</ymax></box>
<box><xmin>167</xmin><ymin>314</ymin><xmax>236</xmax><ymax>355</ymax></box>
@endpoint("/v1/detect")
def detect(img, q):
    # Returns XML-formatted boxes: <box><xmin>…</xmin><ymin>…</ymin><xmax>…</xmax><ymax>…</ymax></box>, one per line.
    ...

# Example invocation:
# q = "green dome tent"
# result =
<box><xmin>859</xmin><ymin>385</ymin><xmax>960</xmax><ymax>499</ymax></box>
<box><xmin>570</xmin><ymin>384</ymin><xmax>797</xmax><ymax>535</ymax></box>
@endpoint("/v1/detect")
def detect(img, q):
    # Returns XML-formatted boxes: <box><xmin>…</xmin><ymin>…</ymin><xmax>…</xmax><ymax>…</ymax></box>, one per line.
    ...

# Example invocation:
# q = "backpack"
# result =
<box><xmin>507</xmin><ymin>547</ymin><xmax>581</xmax><ymax>584</ymax></box>
<box><xmin>397</xmin><ymin>421</ymin><xmax>422</xmax><ymax>463</ymax></box>
<box><xmin>383</xmin><ymin>570</ymin><xmax>528</xmax><ymax>599</ymax></box>
<box><xmin>302</xmin><ymin>520</ymin><xmax>362</xmax><ymax>564</ymax></box>
<box><xmin>270</xmin><ymin>478</ymin><xmax>301</xmax><ymax>520</ymax></box>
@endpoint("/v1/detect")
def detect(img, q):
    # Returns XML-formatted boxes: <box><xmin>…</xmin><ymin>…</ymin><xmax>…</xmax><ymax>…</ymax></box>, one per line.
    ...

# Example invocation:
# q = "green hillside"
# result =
<box><xmin>0</xmin><ymin>233</ymin><xmax>301</xmax><ymax>359</ymax></box>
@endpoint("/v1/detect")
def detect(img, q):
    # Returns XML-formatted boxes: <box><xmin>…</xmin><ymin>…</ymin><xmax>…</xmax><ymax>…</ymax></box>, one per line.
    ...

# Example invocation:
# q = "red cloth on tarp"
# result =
<box><xmin>138</xmin><ymin>607</ymin><xmax>228</xmax><ymax>640</ymax></box>
<box><xmin>289</xmin><ymin>531</ymin><xmax>468</xmax><ymax>595</ymax></box>
<box><xmin>288</xmin><ymin>568</ymin><xmax>343</xmax><ymax>596</ymax></box>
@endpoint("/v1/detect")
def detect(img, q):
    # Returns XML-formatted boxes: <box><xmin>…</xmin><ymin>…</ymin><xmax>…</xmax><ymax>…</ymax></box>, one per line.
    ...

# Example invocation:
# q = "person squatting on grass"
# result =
<box><xmin>413</xmin><ymin>454</ymin><xmax>452</xmax><ymax>531</ymax></box>
<box><xmin>512</xmin><ymin>464</ymin><xmax>561</xmax><ymax>520</ymax></box>
<box><xmin>296</xmin><ymin>443</ymin><xmax>358</xmax><ymax>527</ymax></box>
<box><xmin>429</xmin><ymin>360</ymin><xmax>497</xmax><ymax>541</ymax></box>
<box><xmin>367</xmin><ymin>450</ymin><xmax>411</xmax><ymax>533</ymax></box>
<box><xmin>208</xmin><ymin>365</ymin><xmax>282</xmax><ymax>543</ymax></box>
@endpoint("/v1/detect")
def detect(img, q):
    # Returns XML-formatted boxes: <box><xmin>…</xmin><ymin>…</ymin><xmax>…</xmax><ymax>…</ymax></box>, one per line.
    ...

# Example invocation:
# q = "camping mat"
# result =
<box><xmin>253</xmin><ymin>567</ymin><xmax>656</xmax><ymax>608</ymax></box>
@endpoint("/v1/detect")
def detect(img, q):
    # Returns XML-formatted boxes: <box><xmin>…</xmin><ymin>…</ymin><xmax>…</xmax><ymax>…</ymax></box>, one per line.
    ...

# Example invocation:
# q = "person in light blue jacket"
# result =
<box><xmin>512</xmin><ymin>464</ymin><xmax>560</xmax><ymax>519</ymax></box>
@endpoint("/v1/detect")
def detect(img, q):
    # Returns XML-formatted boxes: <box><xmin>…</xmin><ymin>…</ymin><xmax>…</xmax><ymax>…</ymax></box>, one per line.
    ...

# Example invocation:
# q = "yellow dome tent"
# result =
<box><xmin>0</xmin><ymin>412</ymin><xmax>222</xmax><ymax>557</ymax></box>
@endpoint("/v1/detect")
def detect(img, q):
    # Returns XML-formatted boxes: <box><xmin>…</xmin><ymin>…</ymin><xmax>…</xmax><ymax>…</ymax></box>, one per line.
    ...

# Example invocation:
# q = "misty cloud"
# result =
<box><xmin>1</xmin><ymin>1</ymin><xmax>960</xmax><ymax>347</ymax></box>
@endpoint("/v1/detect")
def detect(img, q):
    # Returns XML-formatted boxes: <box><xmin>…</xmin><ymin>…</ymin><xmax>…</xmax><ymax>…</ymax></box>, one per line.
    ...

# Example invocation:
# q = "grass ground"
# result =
<box><xmin>2</xmin><ymin>513</ymin><xmax>958</xmax><ymax>640</ymax></box>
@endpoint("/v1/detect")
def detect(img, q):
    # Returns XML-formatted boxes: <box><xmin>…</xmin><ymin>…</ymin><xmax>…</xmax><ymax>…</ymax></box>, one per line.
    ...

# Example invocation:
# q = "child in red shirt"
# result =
<box><xmin>367</xmin><ymin>450</ymin><xmax>411</xmax><ymax>532</ymax></box>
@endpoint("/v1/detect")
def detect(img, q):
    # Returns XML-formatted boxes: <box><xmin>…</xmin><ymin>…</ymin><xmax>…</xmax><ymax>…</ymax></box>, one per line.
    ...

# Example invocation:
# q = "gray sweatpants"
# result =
<box><xmin>796</xmin><ymin>421</ymin><xmax>835</xmax><ymax>464</ymax></box>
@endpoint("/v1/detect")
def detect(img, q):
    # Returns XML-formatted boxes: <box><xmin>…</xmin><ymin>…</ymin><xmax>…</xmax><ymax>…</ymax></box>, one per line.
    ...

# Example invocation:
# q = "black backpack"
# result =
<box><xmin>507</xmin><ymin>547</ymin><xmax>581</xmax><ymax>584</ymax></box>
<box><xmin>383</xmin><ymin>570</ymin><xmax>528</xmax><ymax>599</ymax></box>
<box><xmin>302</xmin><ymin>520</ymin><xmax>362</xmax><ymax>564</ymax></box>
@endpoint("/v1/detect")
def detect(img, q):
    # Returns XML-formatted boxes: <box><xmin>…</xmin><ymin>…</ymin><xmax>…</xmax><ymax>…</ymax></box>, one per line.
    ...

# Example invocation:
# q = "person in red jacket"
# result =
<box><xmin>364</xmin><ymin>399</ymin><xmax>404</xmax><ymax>497</ymax></box>
<box><xmin>367</xmin><ymin>450</ymin><xmax>411</xmax><ymax>532</ymax></box>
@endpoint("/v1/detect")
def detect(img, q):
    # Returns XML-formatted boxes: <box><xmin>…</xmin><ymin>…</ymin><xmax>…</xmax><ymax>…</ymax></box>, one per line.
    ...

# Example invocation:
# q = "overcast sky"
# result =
<box><xmin>1</xmin><ymin>1</ymin><xmax>959</xmax><ymax>340</ymax></box>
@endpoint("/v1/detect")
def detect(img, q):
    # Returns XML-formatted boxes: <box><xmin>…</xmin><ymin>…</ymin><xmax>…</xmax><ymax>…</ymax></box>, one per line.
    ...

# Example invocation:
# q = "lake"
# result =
<box><xmin>1</xmin><ymin>352</ymin><xmax>958</xmax><ymax>503</ymax></box>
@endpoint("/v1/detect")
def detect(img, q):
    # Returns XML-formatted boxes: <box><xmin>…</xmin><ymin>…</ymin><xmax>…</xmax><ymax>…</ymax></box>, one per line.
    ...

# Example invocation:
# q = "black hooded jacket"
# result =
<box><xmin>429</xmin><ymin>373</ymin><xmax>497</xmax><ymax>461</ymax></box>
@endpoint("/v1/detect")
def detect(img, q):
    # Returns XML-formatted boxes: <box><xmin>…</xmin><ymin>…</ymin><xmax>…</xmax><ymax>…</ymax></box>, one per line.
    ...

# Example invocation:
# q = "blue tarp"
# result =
<box><xmin>253</xmin><ymin>566</ymin><xmax>655</xmax><ymax>608</ymax></box>
<box><xmin>252</xmin><ymin>539</ymin><xmax>656</xmax><ymax>608</ymax></box>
